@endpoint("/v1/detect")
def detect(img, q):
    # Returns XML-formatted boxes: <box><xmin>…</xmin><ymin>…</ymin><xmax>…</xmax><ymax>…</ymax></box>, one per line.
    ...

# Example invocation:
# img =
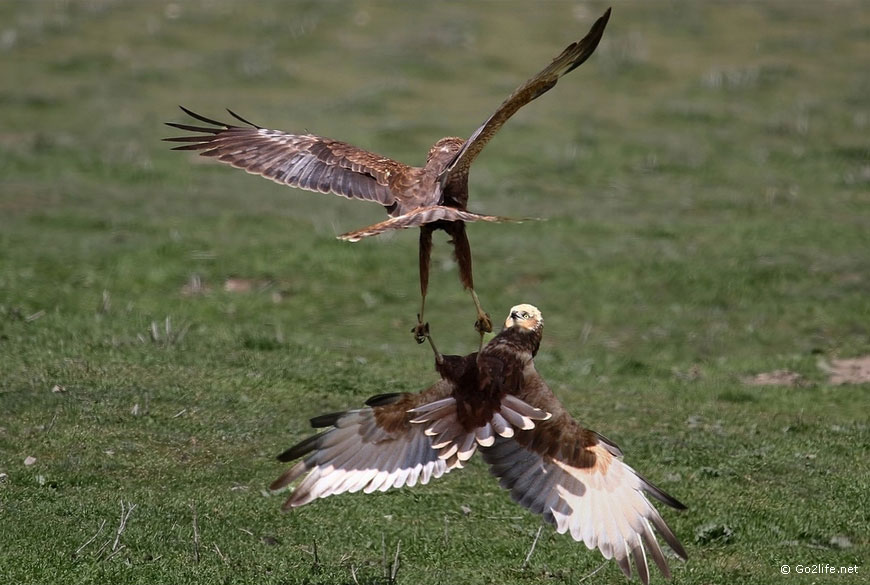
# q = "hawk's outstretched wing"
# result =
<box><xmin>165</xmin><ymin>107</ymin><xmax>413</xmax><ymax>209</ymax></box>
<box><xmin>439</xmin><ymin>8</ymin><xmax>611</xmax><ymax>189</ymax></box>
<box><xmin>270</xmin><ymin>380</ymin><xmax>457</xmax><ymax>510</ymax></box>
<box><xmin>480</xmin><ymin>367</ymin><xmax>687</xmax><ymax>585</ymax></box>
<box><xmin>337</xmin><ymin>205</ymin><xmax>528</xmax><ymax>242</ymax></box>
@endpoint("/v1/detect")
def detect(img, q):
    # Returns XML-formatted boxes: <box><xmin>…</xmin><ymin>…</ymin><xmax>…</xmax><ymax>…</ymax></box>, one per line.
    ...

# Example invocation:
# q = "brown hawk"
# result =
<box><xmin>166</xmin><ymin>10</ymin><xmax>611</xmax><ymax>345</ymax></box>
<box><xmin>271</xmin><ymin>303</ymin><xmax>687</xmax><ymax>584</ymax></box>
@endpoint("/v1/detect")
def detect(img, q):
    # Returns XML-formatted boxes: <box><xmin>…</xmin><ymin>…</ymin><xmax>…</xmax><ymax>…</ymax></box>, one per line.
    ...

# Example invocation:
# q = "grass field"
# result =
<box><xmin>1</xmin><ymin>1</ymin><xmax>868</xmax><ymax>583</ymax></box>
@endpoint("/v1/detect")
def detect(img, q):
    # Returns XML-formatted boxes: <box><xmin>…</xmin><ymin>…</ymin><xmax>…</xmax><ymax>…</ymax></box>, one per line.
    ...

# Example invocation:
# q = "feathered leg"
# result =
<box><xmin>447</xmin><ymin>221</ymin><xmax>492</xmax><ymax>348</ymax></box>
<box><xmin>412</xmin><ymin>225</ymin><xmax>435</xmax><ymax>344</ymax></box>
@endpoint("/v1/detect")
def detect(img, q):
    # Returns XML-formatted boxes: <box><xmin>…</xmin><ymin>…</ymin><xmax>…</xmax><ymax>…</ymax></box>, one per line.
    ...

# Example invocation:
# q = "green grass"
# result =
<box><xmin>1</xmin><ymin>1</ymin><xmax>869</xmax><ymax>583</ymax></box>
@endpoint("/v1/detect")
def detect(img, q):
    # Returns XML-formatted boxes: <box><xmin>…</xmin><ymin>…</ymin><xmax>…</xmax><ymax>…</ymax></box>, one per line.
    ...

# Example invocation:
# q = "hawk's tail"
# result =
<box><xmin>408</xmin><ymin>395</ymin><xmax>551</xmax><ymax>463</ymax></box>
<box><xmin>338</xmin><ymin>205</ymin><xmax>536</xmax><ymax>242</ymax></box>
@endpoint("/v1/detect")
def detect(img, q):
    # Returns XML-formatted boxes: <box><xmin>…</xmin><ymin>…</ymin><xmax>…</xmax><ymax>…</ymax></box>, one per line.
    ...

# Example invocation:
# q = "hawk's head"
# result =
<box><xmin>427</xmin><ymin>137</ymin><xmax>465</xmax><ymax>163</ymax></box>
<box><xmin>504</xmin><ymin>304</ymin><xmax>543</xmax><ymax>333</ymax></box>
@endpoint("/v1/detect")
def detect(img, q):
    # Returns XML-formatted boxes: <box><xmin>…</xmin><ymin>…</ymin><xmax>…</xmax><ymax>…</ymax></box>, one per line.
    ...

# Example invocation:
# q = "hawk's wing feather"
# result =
<box><xmin>270</xmin><ymin>379</ymin><xmax>458</xmax><ymax>510</ymax></box>
<box><xmin>408</xmin><ymin>394</ymin><xmax>550</xmax><ymax>463</ymax></box>
<box><xmin>439</xmin><ymin>8</ymin><xmax>611</xmax><ymax>188</ymax></box>
<box><xmin>165</xmin><ymin>107</ymin><xmax>412</xmax><ymax>208</ymax></box>
<box><xmin>479</xmin><ymin>368</ymin><xmax>687</xmax><ymax>585</ymax></box>
<box><xmin>337</xmin><ymin>205</ymin><xmax>530</xmax><ymax>242</ymax></box>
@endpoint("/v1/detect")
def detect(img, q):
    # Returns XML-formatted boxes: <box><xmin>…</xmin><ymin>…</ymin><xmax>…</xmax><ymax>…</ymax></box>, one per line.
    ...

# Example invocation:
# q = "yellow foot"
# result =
<box><xmin>412</xmin><ymin>315</ymin><xmax>430</xmax><ymax>344</ymax></box>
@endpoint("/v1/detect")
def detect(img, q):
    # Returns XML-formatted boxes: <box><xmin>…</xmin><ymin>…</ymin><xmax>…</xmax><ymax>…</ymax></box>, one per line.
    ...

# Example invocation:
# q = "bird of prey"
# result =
<box><xmin>165</xmin><ymin>9</ymin><xmax>612</xmax><ymax>346</ymax></box>
<box><xmin>410</xmin><ymin>303</ymin><xmax>547</xmax><ymax>461</ymax></box>
<box><xmin>270</xmin><ymin>304</ymin><xmax>687</xmax><ymax>584</ymax></box>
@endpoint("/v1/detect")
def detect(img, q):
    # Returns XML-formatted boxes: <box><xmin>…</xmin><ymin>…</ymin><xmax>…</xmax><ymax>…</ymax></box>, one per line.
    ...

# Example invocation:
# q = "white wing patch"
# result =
<box><xmin>481</xmin><ymin>437</ymin><xmax>685</xmax><ymax>585</ymax></box>
<box><xmin>272</xmin><ymin>408</ymin><xmax>451</xmax><ymax>510</ymax></box>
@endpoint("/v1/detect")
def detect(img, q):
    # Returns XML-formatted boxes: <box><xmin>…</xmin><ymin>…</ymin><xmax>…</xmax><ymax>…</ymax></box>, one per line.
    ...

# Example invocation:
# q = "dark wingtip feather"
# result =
<box><xmin>640</xmin><ymin>524</ymin><xmax>671</xmax><ymax>579</ymax></box>
<box><xmin>364</xmin><ymin>392</ymin><xmax>405</xmax><ymax>407</ymax></box>
<box><xmin>275</xmin><ymin>431</ymin><xmax>325</xmax><ymax>462</ymax></box>
<box><xmin>309</xmin><ymin>411</ymin><xmax>344</xmax><ymax>428</ymax></box>
<box><xmin>615</xmin><ymin>553</ymin><xmax>632</xmax><ymax>579</ymax></box>
<box><xmin>170</xmin><ymin>143</ymin><xmax>210</xmax><ymax>151</ymax></box>
<box><xmin>631</xmin><ymin>542</ymin><xmax>650</xmax><ymax>585</ymax></box>
<box><xmin>638</xmin><ymin>472</ymin><xmax>687</xmax><ymax>510</ymax></box>
<box><xmin>226</xmin><ymin>108</ymin><xmax>262</xmax><ymax>129</ymax></box>
<box><xmin>164</xmin><ymin>121</ymin><xmax>222</xmax><ymax>134</ymax></box>
<box><xmin>649</xmin><ymin>511</ymin><xmax>688</xmax><ymax>561</ymax></box>
<box><xmin>564</xmin><ymin>6</ymin><xmax>612</xmax><ymax>75</ymax></box>
<box><xmin>268</xmin><ymin>469</ymin><xmax>293</xmax><ymax>491</ymax></box>
<box><xmin>178</xmin><ymin>105</ymin><xmax>229</xmax><ymax>127</ymax></box>
<box><xmin>163</xmin><ymin>135</ymin><xmax>212</xmax><ymax>143</ymax></box>
<box><xmin>592</xmin><ymin>7</ymin><xmax>612</xmax><ymax>38</ymax></box>
<box><xmin>593</xmin><ymin>430</ymin><xmax>624</xmax><ymax>457</ymax></box>
<box><xmin>665</xmin><ymin>529</ymin><xmax>688</xmax><ymax>561</ymax></box>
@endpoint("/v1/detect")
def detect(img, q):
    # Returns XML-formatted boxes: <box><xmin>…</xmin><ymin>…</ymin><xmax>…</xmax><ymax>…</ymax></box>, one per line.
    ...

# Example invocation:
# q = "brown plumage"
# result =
<box><xmin>165</xmin><ymin>8</ymin><xmax>611</xmax><ymax>344</ymax></box>
<box><xmin>411</xmin><ymin>304</ymin><xmax>551</xmax><ymax>462</ymax></box>
<box><xmin>474</xmin><ymin>303</ymin><xmax>543</xmax><ymax>413</ymax></box>
<box><xmin>271</xmin><ymin>304</ymin><xmax>686</xmax><ymax>584</ymax></box>
<box><xmin>411</xmin><ymin>303</ymin><xmax>547</xmax><ymax>459</ymax></box>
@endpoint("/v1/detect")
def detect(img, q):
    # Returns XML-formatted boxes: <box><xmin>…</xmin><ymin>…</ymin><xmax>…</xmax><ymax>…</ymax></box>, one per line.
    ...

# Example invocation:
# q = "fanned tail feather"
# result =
<box><xmin>339</xmin><ymin>206</ymin><xmax>535</xmax><ymax>242</ymax></box>
<box><xmin>408</xmin><ymin>395</ymin><xmax>550</xmax><ymax>462</ymax></box>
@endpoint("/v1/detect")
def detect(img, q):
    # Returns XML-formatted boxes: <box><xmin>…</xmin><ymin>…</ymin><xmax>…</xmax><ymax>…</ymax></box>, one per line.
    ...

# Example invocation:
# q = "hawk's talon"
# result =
<box><xmin>475</xmin><ymin>312</ymin><xmax>493</xmax><ymax>335</ymax></box>
<box><xmin>412</xmin><ymin>318</ymin><xmax>430</xmax><ymax>344</ymax></box>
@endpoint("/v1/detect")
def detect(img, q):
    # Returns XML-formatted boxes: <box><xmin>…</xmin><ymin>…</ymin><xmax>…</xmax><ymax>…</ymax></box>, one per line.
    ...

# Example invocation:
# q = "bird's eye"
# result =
<box><xmin>520</xmin><ymin>312</ymin><xmax>529</xmax><ymax>319</ymax></box>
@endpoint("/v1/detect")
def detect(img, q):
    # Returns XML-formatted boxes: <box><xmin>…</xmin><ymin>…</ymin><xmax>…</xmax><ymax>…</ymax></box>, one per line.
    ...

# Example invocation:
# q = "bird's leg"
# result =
<box><xmin>412</xmin><ymin>226</ymin><xmax>434</xmax><ymax>344</ymax></box>
<box><xmin>469</xmin><ymin>289</ymin><xmax>491</xmax><ymax>351</ymax></box>
<box><xmin>448</xmin><ymin>222</ymin><xmax>492</xmax><ymax>348</ymax></box>
<box><xmin>413</xmin><ymin>297</ymin><xmax>428</xmax><ymax>345</ymax></box>
<box><xmin>425</xmin><ymin>325</ymin><xmax>444</xmax><ymax>366</ymax></box>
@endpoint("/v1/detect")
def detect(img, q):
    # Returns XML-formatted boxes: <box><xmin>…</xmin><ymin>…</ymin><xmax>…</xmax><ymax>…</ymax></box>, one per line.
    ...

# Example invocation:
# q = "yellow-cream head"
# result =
<box><xmin>504</xmin><ymin>304</ymin><xmax>543</xmax><ymax>332</ymax></box>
